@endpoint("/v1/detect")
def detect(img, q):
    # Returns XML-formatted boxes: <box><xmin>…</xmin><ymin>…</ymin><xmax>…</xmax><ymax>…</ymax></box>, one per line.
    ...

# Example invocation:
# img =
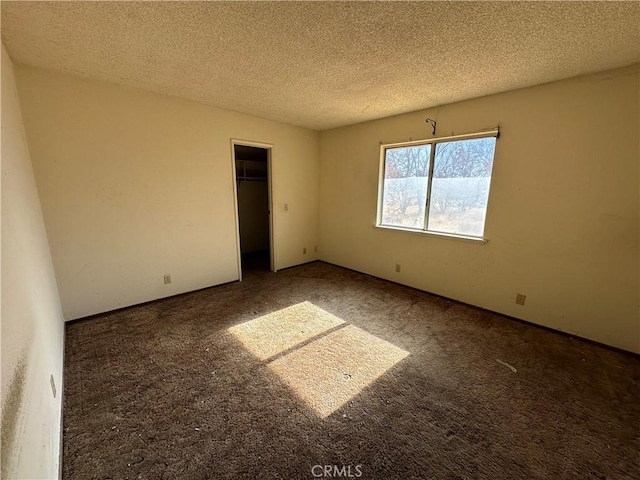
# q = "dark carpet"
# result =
<box><xmin>63</xmin><ymin>261</ymin><xmax>640</xmax><ymax>480</ymax></box>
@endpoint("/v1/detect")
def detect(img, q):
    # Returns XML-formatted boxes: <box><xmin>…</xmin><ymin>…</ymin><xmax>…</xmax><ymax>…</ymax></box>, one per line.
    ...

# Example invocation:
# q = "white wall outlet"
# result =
<box><xmin>395</xmin><ymin>264</ymin><xmax>401</xmax><ymax>273</ymax></box>
<box><xmin>516</xmin><ymin>293</ymin><xmax>526</xmax><ymax>305</ymax></box>
<box><xmin>164</xmin><ymin>274</ymin><xmax>172</xmax><ymax>285</ymax></box>
<box><xmin>284</xmin><ymin>203</ymin><xmax>289</xmax><ymax>212</ymax></box>
<box><xmin>303</xmin><ymin>247</ymin><xmax>307</xmax><ymax>254</ymax></box>
<box><xmin>314</xmin><ymin>246</ymin><xmax>318</xmax><ymax>253</ymax></box>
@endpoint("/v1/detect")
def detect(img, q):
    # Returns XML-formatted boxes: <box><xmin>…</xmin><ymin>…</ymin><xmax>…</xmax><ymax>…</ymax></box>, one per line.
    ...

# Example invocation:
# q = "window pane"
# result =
<box><xmin>427</xmin><ymin>137</ymin><xmax>496</xmax><ymax>237</ymax></box>
<box><xmin>380</xmin><ymin>144</ymin><xmax>431</xmax><ymax>229</ymax></box>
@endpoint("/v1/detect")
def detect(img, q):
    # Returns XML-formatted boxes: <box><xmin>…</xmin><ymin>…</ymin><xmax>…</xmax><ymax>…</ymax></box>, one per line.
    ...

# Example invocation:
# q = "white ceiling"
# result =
<box><xmin>1</xmin><ymin>1</ymin><xmax>638</xmax><ymax>131</ymax></box>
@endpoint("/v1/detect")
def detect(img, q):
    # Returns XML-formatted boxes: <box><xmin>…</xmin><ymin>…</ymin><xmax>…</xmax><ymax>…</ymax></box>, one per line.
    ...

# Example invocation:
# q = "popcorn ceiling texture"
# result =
<box><xmin>1</xmin><ymin>1</ymin><xmax>638</xmax><ymax>130</ymax></box>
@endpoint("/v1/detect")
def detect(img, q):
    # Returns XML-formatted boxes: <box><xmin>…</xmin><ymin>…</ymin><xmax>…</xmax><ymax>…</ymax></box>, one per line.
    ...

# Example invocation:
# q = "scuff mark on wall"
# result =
<box><xmin>1</xmin><ymin>351</ymin><xmax>29</xmax><ymax>479</ymax></box>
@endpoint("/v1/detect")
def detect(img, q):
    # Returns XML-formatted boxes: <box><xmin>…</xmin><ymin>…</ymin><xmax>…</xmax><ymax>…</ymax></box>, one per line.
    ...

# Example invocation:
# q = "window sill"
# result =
<box><xmin>374</xmin><ymin>224</ymin><xmax>488</xmax><ymax>244</ymax></box>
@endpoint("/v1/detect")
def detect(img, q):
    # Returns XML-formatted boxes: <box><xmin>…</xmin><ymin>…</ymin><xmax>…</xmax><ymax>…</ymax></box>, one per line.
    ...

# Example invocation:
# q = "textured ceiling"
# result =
<box><xmin>1</xmin><ymin>1</ymin><xmax>639</xmax><ymax>130</ymax></box>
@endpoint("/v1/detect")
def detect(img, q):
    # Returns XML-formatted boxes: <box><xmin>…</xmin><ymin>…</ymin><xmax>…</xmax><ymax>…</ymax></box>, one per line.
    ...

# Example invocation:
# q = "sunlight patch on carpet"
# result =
<box><xmin>269</xmin><ymin>324</ymin><xmax>409</xmax><ymax>418</ymax></box>
<box><xmin>228</xmin><ymin>301</ymin><xmax>344</xmax><ymax>361</ymax></box>
<box><xmin>229</xmin><ymin>302</ymin><xmax>409</xmax><ymax>418</ymax></box>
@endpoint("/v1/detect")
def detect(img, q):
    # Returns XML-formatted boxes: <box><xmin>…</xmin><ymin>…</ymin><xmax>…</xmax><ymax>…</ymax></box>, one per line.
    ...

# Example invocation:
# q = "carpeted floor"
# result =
<box><xmin>63</xmin><ymin>261</ymin><xmax>640</xmax><ymax>479</ymax></box>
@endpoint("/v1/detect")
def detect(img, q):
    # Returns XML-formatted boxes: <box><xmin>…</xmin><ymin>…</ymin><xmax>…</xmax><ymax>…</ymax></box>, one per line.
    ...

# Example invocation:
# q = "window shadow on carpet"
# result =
<box><xmin>228</xmin><ymin>301</ymin><xmax>410</xmax><ymax>418</ymax></box>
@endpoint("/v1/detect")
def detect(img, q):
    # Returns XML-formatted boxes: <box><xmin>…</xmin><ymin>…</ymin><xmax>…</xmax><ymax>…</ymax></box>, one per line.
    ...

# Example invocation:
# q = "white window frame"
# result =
<box><xmin>376</xmin><ymin>128</ymin><xmax>499</xmax><ymax>244</ymax></box>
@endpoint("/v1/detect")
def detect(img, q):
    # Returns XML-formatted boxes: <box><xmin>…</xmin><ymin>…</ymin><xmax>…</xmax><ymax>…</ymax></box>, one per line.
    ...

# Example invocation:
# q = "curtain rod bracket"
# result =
<box><xmin>425</xmin><ymin>118</ymin><xmax>437</xmax><ymax>135</ymax></box>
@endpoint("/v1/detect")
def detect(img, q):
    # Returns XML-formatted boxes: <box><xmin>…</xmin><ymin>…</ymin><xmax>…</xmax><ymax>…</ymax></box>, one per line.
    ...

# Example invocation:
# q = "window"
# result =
<box><xmin>378</xmin><ymin>131</ymin><xmax>498</xmax><ymax>239</ymax></box>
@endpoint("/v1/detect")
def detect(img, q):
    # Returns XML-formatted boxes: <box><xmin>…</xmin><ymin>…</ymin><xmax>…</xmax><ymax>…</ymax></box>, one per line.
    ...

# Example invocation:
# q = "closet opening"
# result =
<box><xmin>232</xmin><ymin>141</ymin><xmax>274</xmax><ymax>278</ymax></box>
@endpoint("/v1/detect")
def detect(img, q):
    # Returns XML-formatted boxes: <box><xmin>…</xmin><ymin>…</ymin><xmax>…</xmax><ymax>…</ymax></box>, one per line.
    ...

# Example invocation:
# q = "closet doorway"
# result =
<box><xmin>232</xmin><ymin>140</ymin><xmax>275</xmax><ymax>279</ymax></box>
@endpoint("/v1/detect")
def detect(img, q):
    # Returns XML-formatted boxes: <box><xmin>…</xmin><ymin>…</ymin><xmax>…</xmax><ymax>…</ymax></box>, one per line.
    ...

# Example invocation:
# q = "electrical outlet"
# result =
<box><xmin>395</xmin><ymin>264</ymin><xmax>401</xmax><ymax>273</ymax></box>
<box><xmin>314</xmin><ymin>246</ymin><xmax>318</xmax><ymax>253</ymax></box>
<box><xmin>164</xmin><ymin>274</ymin><xmax>172</xmax><ymax>285</ymax></box>
<box><xmin>515</xmin><ymin>293</ymin><xmax>526</xmax><ymax>306</ymax></box>
<box><xmin>303</xmin><ymin>247</ymin><xmax>307</xmax><ymax>254</ymax></box>
<box><xmin>50</xmin><ymin>374</ymin><xmax>56</xmax><ymax>398</ymax></box>
<box><xmin>284</xmin><ymin>203</ymin><xmax>289</xmax><ymax>212</ymax></box>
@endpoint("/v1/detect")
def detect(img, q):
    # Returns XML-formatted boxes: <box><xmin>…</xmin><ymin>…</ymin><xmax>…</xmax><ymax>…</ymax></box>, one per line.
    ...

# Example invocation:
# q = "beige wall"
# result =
<box><xmin>15</xmin><ymin>66</ymin><xmax>320</xmax><ymax>320</ymax></box>
<box><xmin>1</xmin><ymin>45</ymin><xmax>65</xmax><ymax>479</ymax></box>
<box><xmin>319</xmin><ymin>65</ymin><xmax>640</xmax><ymax>353</ymax></box>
